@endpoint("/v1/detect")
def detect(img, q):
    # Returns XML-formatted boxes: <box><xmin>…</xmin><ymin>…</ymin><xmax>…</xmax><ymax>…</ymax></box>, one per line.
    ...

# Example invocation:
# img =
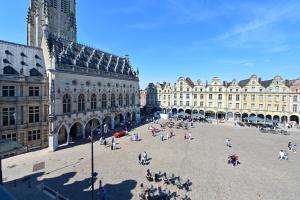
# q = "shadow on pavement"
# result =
<box><xmin>5</xmin><ymin>171</ymin><xmax>137</xmax><ymax>200</ymax></box>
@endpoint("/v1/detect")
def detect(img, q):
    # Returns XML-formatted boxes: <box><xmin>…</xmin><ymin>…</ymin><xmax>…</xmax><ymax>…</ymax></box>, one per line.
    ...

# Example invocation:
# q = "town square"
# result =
<box><xmin>2</xmin><ymin>120</ymin><xmax>300</xmax><ymax>199</ymax></box>
<box><xmin>1</xmin><ymin>0</ymin><xmax>300</xmax><ymax>199</ymax></box>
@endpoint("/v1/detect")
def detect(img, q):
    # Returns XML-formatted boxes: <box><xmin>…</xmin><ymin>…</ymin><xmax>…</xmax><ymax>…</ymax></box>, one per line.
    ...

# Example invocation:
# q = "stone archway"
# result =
<box><xmin>227</xmin><ymin>112</ymin><xmax>234</xmax><ymax>120</ymax></box>
<box><xmin>178</xmin><ymin>108</ymin><xmax>184</xmax><ymax>113</ymax></box>
<box><xmin>217</xmin><ymin>111</ymin><xmax>226</xmax><ymax>119</ymax></box>
<box><xmin>273</xmin><ymin>115</ymin><xmax>280</xmax><ymax>123</ymax></box>
<box><xmin>257</xmin><ymin>114</ymin><xmax>264</xmax><ymax>119</ymax></box>
<box><xmin>192</xmin><ymin>110</ymin><xmax>198</xmax><ymax>114</ymax></box>
<box><xmin>126</xmin><ymin>112</ymin><xmax>131</xmax><ymax>122</ymax></box>
<box><xmin>85</xmin><ymin>118</ymin><xmax>100</xmax><ymax>137</ymax></box>
<box><xmin>103</xmin><ymin>116</ymin><xmax>112</xmax><ymax>129</ymax></box>
<box><xmin>114</xmin><ymin>113</ymin><xmax>124</xmax><ymax>128</ymax></box>
<box><xmin>132</xmin><ymin>112</ymin><xmax>136</xmax><ymax>122</ymax></box>
<box><xmin>242</xmin><ymin>113</ymin><xmax>248</xmax><ymax>122</ymax></box>
<box><xmin>234</xmin><ymin>112</ymin><xmax>241</xmax><ymax>120</ymax></box>
<box><xmin>185</xmin><ymin>109</ymin><xmax>191</xmax><ymax>115</ymax></box>
<box><xmin>290</xmin><ymin>115</ymin><xmax>299</xmax><ymax>124</ymax></box>
<box><xmin>266</xmin><ymin>115</ymin><xmax>272</xmax><ymax>120</ymax></box>
<box><xmin>172</xmin><ymin>108</ymin><xmax>178</xmax><ymax>114</ymax></box>
<box><xmin>58</xmin><ymin>124</ymin><xmax>68</xmax><ymax>145</ymax></box>
<box><xmin>70</xmin><ymin>122</ymin><xmax>84</xmax><ymax>140</ymax></box>
<box><xmin>205</xmin><ymin>110</ymin><xmax>215</xmax><ymax>119</ymax></box>
<box><xmin>281</xmin><ymin>115</ymin><xmax>288</xmax><ymax>123</ymax></box>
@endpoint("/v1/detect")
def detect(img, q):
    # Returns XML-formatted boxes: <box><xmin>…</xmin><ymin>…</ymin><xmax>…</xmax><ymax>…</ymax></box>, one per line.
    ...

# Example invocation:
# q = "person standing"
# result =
<box><xmin>288</xmin><ymin>142</ymin><xmax>292</xmax><ymax>151</ymax></box>
<box><xmin>166</xmin><ymin>132</ymin><xmax>169</xmax><ymax>140</ymax></box>
<box><xmin>160</xmin><ymin>132</ymin><xmax>164</xmax><ymax>141</ymax></box>
<box><xmin>188</xmin><ymin>132</ymin><xmax>192</xmax><ymax>140</ymax></box>
<box><xmin>138</xmin><ymin>153</ymin><xmax>142</xmax><ymax>164</ymax></box>
<box><xmin>111</xmin><ymin>137</ymin><xmax>115</xmax><ymax>150</ymax></box>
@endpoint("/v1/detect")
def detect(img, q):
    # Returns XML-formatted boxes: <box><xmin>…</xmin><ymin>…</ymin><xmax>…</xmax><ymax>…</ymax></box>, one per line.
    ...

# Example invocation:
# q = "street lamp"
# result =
<box><xmin>88</xmin><ymin>126</ymin><xmax>101</xmax><ymax>200</ymax></box>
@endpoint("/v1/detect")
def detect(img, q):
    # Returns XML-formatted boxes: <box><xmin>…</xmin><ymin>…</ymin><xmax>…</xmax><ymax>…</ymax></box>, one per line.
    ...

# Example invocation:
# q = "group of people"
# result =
<box><xmin>183</xmin><ymin>132</ymin><xmax>192</xmax><ymax>140</ymax></box>
<box><xmin>141</xmin><ymin>169</ymin><xmax>192</xmax><ymax>200</ymax></box>
<box><xmin>278</xmin><ymin>141</ymin><xmax>297</xmax><ymax>160</ymax></box>
<box><xmin>225</xmin><ymin>138</ymin><xmax>241</xmax><ymax>167</ymax></box>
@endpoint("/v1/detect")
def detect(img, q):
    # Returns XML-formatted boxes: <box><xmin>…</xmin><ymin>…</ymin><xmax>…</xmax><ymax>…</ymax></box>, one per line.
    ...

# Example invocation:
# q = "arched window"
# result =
<box><xmin>78</xmin><ymin>94</ymin><xmax>85</xmax><ymax>112</ymax></box>
<box><xmin>126</xmin><ymin>94</ymin><xmax>129</xmax><ymax>106</ymax></box>
<box><xmin>102</xmin><ymin>94</ymin><xmax>107</xmax><ymax>109</ymax></box>
<box><xmin>91</xmin><ymin>94</ymin><xmax>97</xmax><ymax>110</ymax></box>
<box><xmin>3</xmin><ymin>66</ymin><xmax>19</xmax><ymax>75</ymax></box>
<box><xmin>63</xmin><ymin>94</ymin><xmax>71</xmax><ymax>113</ymax></box>
<box><xmin>119</xmin><ymin>94</ymin><xmax>123</xmax><ymax>107</ymax></box>
<box><xmin>111</xmin><ymin>94</ymin><xmax>115</xmax><ymax>107</ymax></box>
<box><xmin>132</xmin><ymin>93</ymin><xmax>135</xmax><ymax>105</ymax></box>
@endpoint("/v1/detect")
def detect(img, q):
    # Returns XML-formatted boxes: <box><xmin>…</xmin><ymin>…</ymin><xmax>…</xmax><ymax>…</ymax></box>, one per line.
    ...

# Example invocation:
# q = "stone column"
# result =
<box><xmin>111</xmin><ymin>116</ymin><xmax>115</xmax><ymax>130</ymax></box>
<box><xmin>48</xmin><ymin>116</ymin><xmax>58</xmax><ymax>152</ymax></box>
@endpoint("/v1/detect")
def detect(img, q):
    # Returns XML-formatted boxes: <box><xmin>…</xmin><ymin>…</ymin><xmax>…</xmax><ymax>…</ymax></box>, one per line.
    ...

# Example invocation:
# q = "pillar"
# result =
<box><xmin>48</xmin><ymin>117</ymin><xmax>58</xmax><ymax>152</ymax></box>
<box><xmin>111</xmin><ymin>116</ymin><xmax>115</xmax><ymax>130</ymax></box>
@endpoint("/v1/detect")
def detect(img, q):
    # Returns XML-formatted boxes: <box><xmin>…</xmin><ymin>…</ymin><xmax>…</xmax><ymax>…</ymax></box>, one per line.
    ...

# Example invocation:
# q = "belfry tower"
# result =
<box><xmin>27</xmin><ymin>0</ymin><xmax>77</xmax><ymax>47</ymax></box>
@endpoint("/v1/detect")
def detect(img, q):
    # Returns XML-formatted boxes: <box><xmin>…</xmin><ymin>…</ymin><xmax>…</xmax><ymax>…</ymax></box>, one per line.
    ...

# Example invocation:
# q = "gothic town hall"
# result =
<box><xmin>0</xmin><ymin>0</ymin><xmax>141</xmax><ymax>152</ymax></box>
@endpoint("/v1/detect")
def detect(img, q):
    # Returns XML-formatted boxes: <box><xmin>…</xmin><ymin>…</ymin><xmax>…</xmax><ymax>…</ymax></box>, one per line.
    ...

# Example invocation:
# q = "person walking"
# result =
<box><xmin>288</xmin><ymin>142</ymin><xmax>292</xmax><ymax>151</ymax></box>
<box><xmin>160</xmin><ymin>132</ymin><xmax>164</xmax><ymax>141</ymax></box>
<box><xmin>138</xmin><ymin>153</ymin><xmax>142</xmax><ymax>164</ymax></box>
<box><xmin>188</xmin><ymin>132</ymin><xmax>192</xmax><ymax>140</ymax></box>
<box><xmin>166</xmin><ymin>132</ymin><xmax>169</xmax><ymax>140</ymax></box>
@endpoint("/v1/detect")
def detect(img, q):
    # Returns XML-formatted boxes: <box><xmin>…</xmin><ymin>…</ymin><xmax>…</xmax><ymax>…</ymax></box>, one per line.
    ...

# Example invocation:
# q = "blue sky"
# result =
<box><xmin>0</xmin><ymin>0</ymin><xmax>300</xmax><ymax>89</ymax></box>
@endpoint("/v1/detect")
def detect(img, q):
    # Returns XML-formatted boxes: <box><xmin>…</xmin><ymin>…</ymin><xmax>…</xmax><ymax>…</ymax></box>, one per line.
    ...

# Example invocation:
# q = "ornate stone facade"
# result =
<box><xmin>27</xmin><ymin>0</ymin><xmax>77</xmax><ymax>47</ymax></box>
<box><xmin>0</xmin><ymin>0</ymin><xmax>140</xmax><ymax>153</ymax></box>
<box><xmin>0</xmin><ymin>40</ymin><xmax>48</xmax><ymax>153</ymax></box>
<box><xmin>149</xmin><ymin>75</ymin><xmax>300</xmax><ymax>124</ymax></box>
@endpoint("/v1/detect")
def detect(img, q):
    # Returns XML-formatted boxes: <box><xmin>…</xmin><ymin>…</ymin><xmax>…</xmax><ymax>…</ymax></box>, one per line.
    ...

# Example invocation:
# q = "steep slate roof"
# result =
<box><xmin>238</xmin><ymin>79</ymin><xmax>250</xmax><ymax>87</ymax></box>
<box><xmin>185</xmin><ymin>77</ymin><xmax>194</xmax><ymax>87</ymax></box>
<box><xmin>46</xmin><ymin>34</ymin><xmax>137</xmax><ymax>78</ymax></box>
<box><xmin>260</xmin><ymin>80</ymin><xmax>272</xmax><ymax>88</ymax></box>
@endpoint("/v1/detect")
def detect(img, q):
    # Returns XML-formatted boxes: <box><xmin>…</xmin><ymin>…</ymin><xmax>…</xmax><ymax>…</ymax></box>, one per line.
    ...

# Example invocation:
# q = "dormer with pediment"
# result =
<box><xmin>266</xmin><ymin>75</ymin><xmax>289</xmax><ymax>93</ymax></box>
<box><xmin>206</xmin><ymin>77</ymin><xmax>225</xmax><ymax>92</ymax></box>
<box><xmin>243</xmin><ymin>75</ymin><xmax>264</xmax><ymax>93</ymax></box>
<box><xmin>227</xmin><ymin>79</ymin><xmax>241</xmax><ymax>92</ymax></box>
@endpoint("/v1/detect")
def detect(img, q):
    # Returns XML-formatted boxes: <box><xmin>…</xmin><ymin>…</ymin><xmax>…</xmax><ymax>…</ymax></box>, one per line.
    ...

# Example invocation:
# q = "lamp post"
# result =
<box><xmin>0</xmin><ymin>155</ymin><xmax>3</xmax><ymax>185</ymax></box>
<box><xmin>89</xmin><ymin>126</ymin><xmax>100</xmax><ymax>200</ymax></box>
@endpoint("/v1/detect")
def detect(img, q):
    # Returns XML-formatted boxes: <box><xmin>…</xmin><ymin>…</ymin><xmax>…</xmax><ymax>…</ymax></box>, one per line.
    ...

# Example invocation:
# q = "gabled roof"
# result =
<box><xmin>46</xmin><ymin>34</ymin><xmax>137</xmax><ymax>78</ymax></box>
<box><xmin>238</xmin><ymin>79</ymin><xmax>250</xmax><ymax>87</ymax></box>
<box><xmin>260</xmin><ymin>80</ymin><xmax>272</xmax><ymax>88</ymax></box>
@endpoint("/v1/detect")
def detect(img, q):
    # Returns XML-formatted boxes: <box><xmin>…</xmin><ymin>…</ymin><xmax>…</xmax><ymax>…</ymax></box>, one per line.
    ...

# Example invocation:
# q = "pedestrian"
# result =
<box><xmin>160</xmin><ymin>132</ymin><xmax>164</xmax><ymax>141</ymax></box>
<box><xmin>166</xmin><ymin>132</ymin><xmax>169</xmax><ymax>140</ymax></box>
<box><xmin>226</xmin><ymin>138</ymin><xmax>231</xmax><ymax>147</ymax></box>
<box><xmin>138</xmin><ymin>153</ymin><xmax>142</xmax><ymax>164</ymax></box>
<box><xmin>288</xmin><ymin>142</ymin><xmax>292</xmax><ymax>151</ymax></box>
<box><xmin>188</xmin><ymin>132</ymin><xmax>192</xmax><ymax>140</ymax></box>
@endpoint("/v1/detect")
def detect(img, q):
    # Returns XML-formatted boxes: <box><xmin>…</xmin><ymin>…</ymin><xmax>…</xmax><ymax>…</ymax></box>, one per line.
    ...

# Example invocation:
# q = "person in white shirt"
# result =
<box><xmin>278</xmin><ymin>150</ymin><xmax>285</xmax><ymax>160</ymax></box>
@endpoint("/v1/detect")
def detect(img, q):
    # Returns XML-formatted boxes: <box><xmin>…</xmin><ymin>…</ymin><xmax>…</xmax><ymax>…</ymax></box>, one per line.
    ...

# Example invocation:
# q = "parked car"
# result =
<box><xmin>114</xmin><ymin>130</ymin><xmax>128</xmax><ymax>138</ymax></box>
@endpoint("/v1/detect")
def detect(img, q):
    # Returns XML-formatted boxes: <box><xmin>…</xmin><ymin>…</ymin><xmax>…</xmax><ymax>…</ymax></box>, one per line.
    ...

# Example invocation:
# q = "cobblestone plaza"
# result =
<box><xmin>2</xmin><ymin>122</ymin><xmax>300</xmax><ymax>200</ymax></box>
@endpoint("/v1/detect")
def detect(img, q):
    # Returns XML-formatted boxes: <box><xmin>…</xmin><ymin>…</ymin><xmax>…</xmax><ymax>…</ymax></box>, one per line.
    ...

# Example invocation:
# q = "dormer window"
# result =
<box><xmin>36</xmin><ymin>63</ymin><xmax>42</xmax><ymax>68</ymax></box>
<box><xmin>35</xmin><ymin>55</ymin><xmax>40</xmax><ymax>59</ymax></box>
<box><xmin>3</xmin><ymin>59</ymin><xmax>10</xmax><ymax>64</ymax></box>
<box><xmin>20</xmin><ymin>52</ymin><xmax>27</xmax><ymax>57</ymax></box>
<box><xmin>21</xmin><ymin>61</ymin><xmax>28</xmax><ymax>66</ymax></box>
<box><xmin>5</xmin><ymin>50</ymin><xmax>14</xmax><ymax>56</ymax></box>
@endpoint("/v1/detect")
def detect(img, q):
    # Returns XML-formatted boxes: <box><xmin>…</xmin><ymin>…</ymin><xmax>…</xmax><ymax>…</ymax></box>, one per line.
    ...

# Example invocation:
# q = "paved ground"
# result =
<box><xmin>2</xmin><ymin>122</ymin><xmax>300</xmax><ymax>200</ymax></box>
